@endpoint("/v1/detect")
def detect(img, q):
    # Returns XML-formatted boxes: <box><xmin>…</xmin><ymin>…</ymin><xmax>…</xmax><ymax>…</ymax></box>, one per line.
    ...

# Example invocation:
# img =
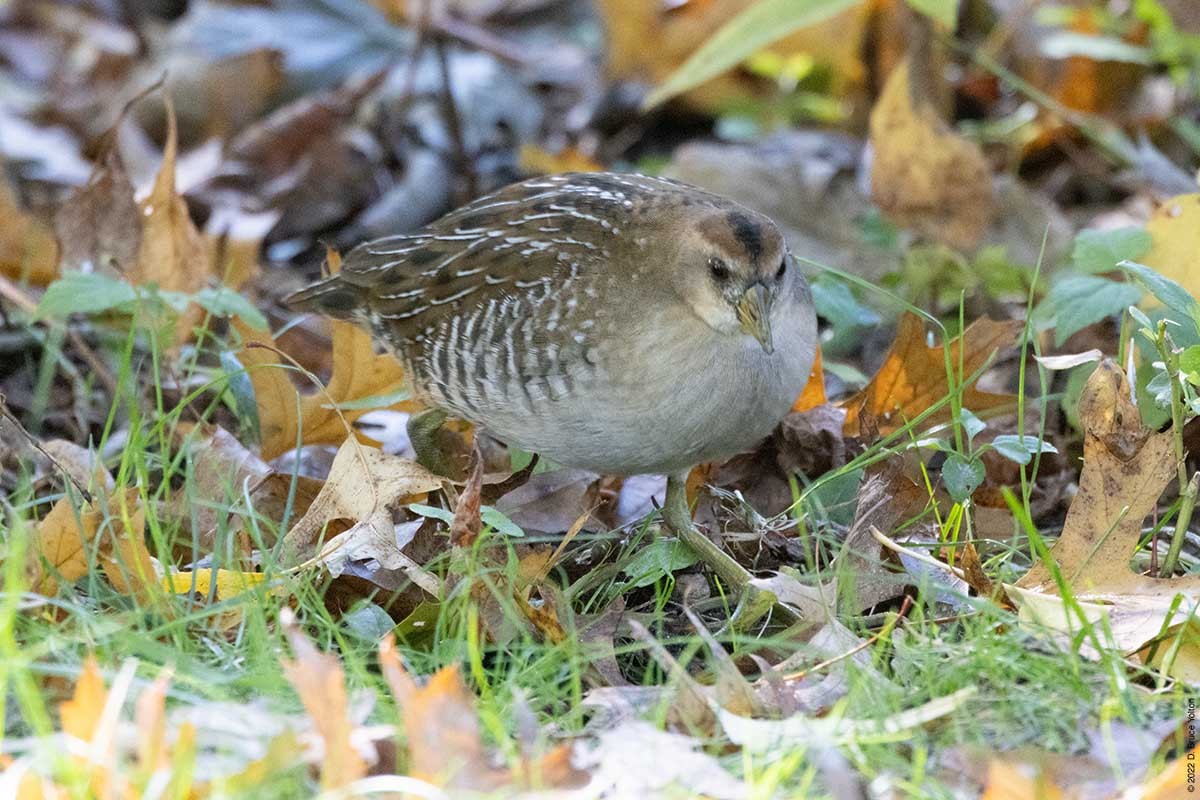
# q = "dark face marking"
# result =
<box><xmin>726</xmin><ymin>211</ymin><xmax>763</xmax><ymax>264</ymax></box>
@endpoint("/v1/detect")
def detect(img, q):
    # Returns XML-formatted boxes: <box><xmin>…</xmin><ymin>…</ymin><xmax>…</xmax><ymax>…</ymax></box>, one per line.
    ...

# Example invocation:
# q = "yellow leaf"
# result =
<box><xmin>161</xmin><ymin>568</ymin><xmax>268</xmax><ymax>600</ymax></box>
<box><xmin>841</xmin><ymin>313</ymin><xmax>1021</xmax><ymax>437</ymax></box>
<box><xmin>979</xmin><ymin>759</ymin><xmax>1064</xmax><ymax>800</ymax></box>
<box><xmin>869</xmin><ymin>57</ymin><xmax>994</xmax><ymax>250</ymax></box>
<box><xmin>1141</xmin><ymin>193</ymin><xmax>1200</xmax><ymax>301</ymax></box>
<box><xmin>519</xmin><ymin>145</ymin><xmax>603</xmax><ymax>175</ymax></box>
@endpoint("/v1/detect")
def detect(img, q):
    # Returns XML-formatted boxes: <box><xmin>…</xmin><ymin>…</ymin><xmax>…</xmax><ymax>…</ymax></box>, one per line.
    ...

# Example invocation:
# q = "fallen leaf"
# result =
<box><xmin>791</xmin><ymin>343</ymin><xmax>826</xmax><ymax>412</ymax></box>
<box><xmin>235</xmin><ymin>314</ymin><xmax>416</xmax><ymax>461</ymax></box>
<box><xmin>1010</xmin><ymin>360</ymin><xmax>1200</xmax><ymax>660</ymax></box>
<box><xmin>519</xmin><ymin>144</ymin><xmax>603</xmax><ymax>174</ymax></box>
<box><xmin>279</xmin><ymin>609</ymin><xmax>368</xmax><ymax>792</ymax></box>
<box><xmin>162</xmin><ymin>568</ymin><xmax>269</xmax><ymax>600</ymax></box>
<box><xmin>869</xmin><ymin>57</ymin><xmax>994</xmax><ymax>250</ymax></box>
<box><xmin>0</xmin><ymin>171</ymin><xmax>59</xmax><ymax>285</ymax></box>
<box><xmin>979</xmin><ymin>759</ymin><xmax>1065</xmax><ymax>800</ymax></box>
<box><xmin>279</xmin><ymin>440</ymin><xmax>442</xmax><ymax>583</ymax></box>
<box><xmin>1140</xmin><ymin>194</ymin><xmax>1200</xmax><ymax>303</ymax></box>
<box><xmin>53</xmin><ymin>149</ymin><xmax>142</xmax><ymax>276</ymax></box>
<box><xmin>841</xmin><ymin>313</ymin><xmax>1021</xmax><ymax>437</ymax></box>
<box><xmin>59</xmin><ymin>657</ymin><xmax>107</xmax><ymax>747</ymax></box>
<box><xmin>132</xmin><ymin>96</ymin><xmax>212</xmax><ymax>342</ymax></box>
<box><xmin>378</xmin><ymin>636</ymin><xmax>582</xmax><ymax>791</ymax></box>
<box><xmin>27</xmin><ymin>488</ymin><xmax>161</xmax><ymax>605</ymax></box>
<box><xmin>450</xmin><ymin>450</ymin><xmax>484</xmax><ymax>548</ymax></box>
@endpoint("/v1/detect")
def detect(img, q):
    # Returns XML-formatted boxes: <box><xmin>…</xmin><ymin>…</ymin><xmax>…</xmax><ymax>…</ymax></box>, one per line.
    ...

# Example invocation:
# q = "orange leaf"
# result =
<box><xmin>27</xmin><ymin>489</ymin><xmax>160</xmax><ymax>605</ymax></box>
<box><xmin>791</xmin><ymin>343</ymin><xmax>827</xmax><ymax>412</ymax></box>
<box><xmin>841</xmin><ymin>313</ymin><xmax>1021</xmax><ymax>437</ymax></box>
<box><xmin>236</xmin><ymin>317</ymin><xmax>416</xmax><ymax>460</ymax></box>
<box><xmin>59</xmin><ymin>657</ymin><xmax>107</xmax><ymax>745</ymax></box>
<box><xmin>280</xmin><ymin>611</ymin><xmax>367</xmax><ymax>791</ymax></box>
<box><xmin>0</xmin><ymin>173</ymin><xmax>59</xmax><ymax>285</ymax></box>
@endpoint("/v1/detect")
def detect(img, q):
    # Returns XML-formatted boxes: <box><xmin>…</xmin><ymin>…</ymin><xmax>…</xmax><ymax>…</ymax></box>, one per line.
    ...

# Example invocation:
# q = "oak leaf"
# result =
<box><xmin>1009</xmin><ymin>361</ymin><xmax>1200</xmax><ymax>664</ymax></box>
<box><xmin>841</xmin><ymin>313</ymin><xmax>1021</xmax><ymax>437</ymax></box>
<box><xmin>279</xmin><ymin>440</ymin><xmax>442</xmax><ymax>584</ymax></box>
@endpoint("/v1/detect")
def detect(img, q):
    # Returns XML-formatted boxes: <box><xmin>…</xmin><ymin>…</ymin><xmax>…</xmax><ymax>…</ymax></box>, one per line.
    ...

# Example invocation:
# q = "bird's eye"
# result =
<box><xmin>776</xmin><ymin>258</ymin><xmax>787</xmax><ymax>279</ymax></box>
<box><xmin>709</xmin><ymin>258</ymin><xmax>731</xmax><ymax>281</ymax></box>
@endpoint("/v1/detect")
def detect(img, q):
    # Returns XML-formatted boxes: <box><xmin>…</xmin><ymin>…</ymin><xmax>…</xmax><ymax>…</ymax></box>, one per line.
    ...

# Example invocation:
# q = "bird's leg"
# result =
<box><xmin>661</xmin><ymin>472</ymin><xmax>782</xmax><ymax>631</ymax></box>
<box><xmin>407</xmin><ymin>408</ymin><xmax>460</xmax><ymax>478</ymax></box>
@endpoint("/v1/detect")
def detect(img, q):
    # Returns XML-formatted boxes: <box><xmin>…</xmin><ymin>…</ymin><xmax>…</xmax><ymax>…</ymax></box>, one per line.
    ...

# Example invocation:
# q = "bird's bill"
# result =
<box><xmin>736</xmin><ymin>284</ymin><xmax>774</xmax><ymax>354</ymax></box>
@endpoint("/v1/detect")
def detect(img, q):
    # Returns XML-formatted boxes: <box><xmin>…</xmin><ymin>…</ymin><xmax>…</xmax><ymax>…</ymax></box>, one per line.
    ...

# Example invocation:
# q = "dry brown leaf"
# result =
<box><xmin>0</xmin><ymin>172</ymin><xmax>59</xmax><ymax>285</ymax></box>
<box><xmin>27</xmin><ymin>488</ymin><xmax>161</xmax><ymax>606</ymax></box>
<box><xmin>841</xmin><ymin>313</ymin><xmax>1021</xmax><ymax>437</ymax></box>
<box><xmin>1010</xmin><ymin>361</ymin><xmax>1200</xmax><ymax>658</ymax></box>
<box><xmin>133</xmin><ymin>96</ymin><xmax>213</xmax><ymax>342</ymax></box>
<box><xmin>279</xmin><ymin>610</ymin><xmax>368</xmax><ymax>792</ymax></box>
<box><xmin>869</xmin><ymin>57</ymin><xmax>994</xmax><ymax>250</ymax></box>
<box><xmin>450</xmin><ymin>450</ymin><xmax>484</xmax><ymax>548</ymax></box>
<box><xmin>279</xmin><ymin>439</ymin><xmax>442</xmax><ymax>575</ymax></box>
<box><xmin>1140</xmin><ymin>194</ymin><xmax>1200</xmax><ymax>302</ymax></box>
<box><xmin>235</xmin><ymin>316</ymin><xmax>416</xmax><ymax>461</ymax></box>
<box><xmin>53</xmin><ymin>149</ymin><xmax>142</xmax><ymax>276</ymax></box>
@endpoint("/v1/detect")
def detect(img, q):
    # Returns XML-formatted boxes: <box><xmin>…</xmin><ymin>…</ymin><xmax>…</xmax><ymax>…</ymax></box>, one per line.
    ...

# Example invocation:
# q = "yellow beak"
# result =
<box><xmin>736</xmin><ymin>284</ymin><xmax>774</xmax><ymax>354</ymax></box>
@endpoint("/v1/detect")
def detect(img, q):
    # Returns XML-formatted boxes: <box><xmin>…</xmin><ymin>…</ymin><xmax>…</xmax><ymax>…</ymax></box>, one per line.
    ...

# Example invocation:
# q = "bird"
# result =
<box><xmin>287</xmin><ymin>172</ymin><xmax>817</xmax><ymax>596</ymax></box>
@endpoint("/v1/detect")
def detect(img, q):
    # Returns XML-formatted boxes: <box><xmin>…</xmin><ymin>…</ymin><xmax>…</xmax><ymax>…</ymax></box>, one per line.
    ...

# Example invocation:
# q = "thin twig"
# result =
<box><xmin>433</xmin><ymin>35</ymin><xmax>478</xmax><ymax>202</ymax></box>
<box><xmin>0</xmin><ymin>395</ymin><xmax>93</xmax><ymax>503</ymax></box>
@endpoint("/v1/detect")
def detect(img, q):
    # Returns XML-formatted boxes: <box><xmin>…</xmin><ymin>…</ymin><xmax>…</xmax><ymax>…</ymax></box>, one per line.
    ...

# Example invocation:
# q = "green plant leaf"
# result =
<box><xmin>324</xmin><ymin>386</ymin><xmax>412</xmax><ymax>411</ymax></box>
<box><xmin>1039</xmin><ymin>275</ymin><xmax>1142</xmax><ymax>346</ymax></box>
<box><xmin>1071</xmin><ymin>227</ymin><xmax>1151</xmax><ymax>273</ymax></box>
<box><xmin>195</xmin><ymin>286</ymin><xmax>270</xmax><ymax>330</ymax></box>
<box><xmin>960</xmin><ymin>408</ymin><xmax>986</xmax><ymax>441</ymax></box>
<box><xmin>35</xmin><ymin>272</ymin><xmax>138</xmax><ymax>319</ymax></box>
<box><xmin>991</xmin><ymin>435</ymin><xmax>1058</xmax><ymax>465</ymax></box>
<box><xmin>622</xmin><ymin>539</ymin><xmax>701</xmax><ymax>588</ymax></box>
<box><xmin>1120</xmin><ymin>260</ymin><xmax>1200</xmax><ymax>327</ymax></box>
<box><xmin>943</xmin><ymin>453</ymin><xmax>985</xmax><ymax>503</ymax></box>
<box><xmin>643</xmin><ymin>0</ymin><xmax>861</xmax><ymax>109</ymax></box>
<box><xmin>1181</xmin><ymin>345</ymin><xmax>1200</xmax><ymax>386</ymax></box>
<box><xmin>481</xmin><ymin>506</ymin><xmax>525</xmax><ymax>538</ymax></box>
<box><xmin>408</xmin><ymin>503</ymin><xmax>453</xmax><ymax>524</ymax></box>
<box><xmin>905</xmin><ymin>0</ymin><xmax>958</xmax><ymax>28</ymax></box>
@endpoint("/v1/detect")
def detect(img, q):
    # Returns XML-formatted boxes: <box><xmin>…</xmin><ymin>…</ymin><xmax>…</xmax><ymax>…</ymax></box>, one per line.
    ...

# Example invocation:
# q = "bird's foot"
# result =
<box><xmin>661</xmin><ymin>473</ymin><xmax>783</xmax><ymax>632</ymax></box>
<box><xmin>407</xmin><ymin>408</ymin><xmax>466</xmax><ymax>480</ymax></box>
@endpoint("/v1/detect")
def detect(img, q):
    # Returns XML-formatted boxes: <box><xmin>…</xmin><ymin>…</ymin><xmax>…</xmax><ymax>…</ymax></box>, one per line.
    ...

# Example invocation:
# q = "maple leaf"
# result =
<box><xmin>234</xmin><ymin>316</ymin><xmax>416</xmax><ymax>460</ymax></box>
<box><xmin>841</xmin><ymin>312</ymin><xmax>1021</xmax><ymax>437</ymax></box>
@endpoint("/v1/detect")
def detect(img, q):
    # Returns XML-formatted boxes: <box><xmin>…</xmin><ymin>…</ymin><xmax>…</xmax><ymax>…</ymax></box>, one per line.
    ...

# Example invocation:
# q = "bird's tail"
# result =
<box><xmin>285</xmin><ymin>275</ymin><xmax>365</xmax><ymax>321</ymax></box>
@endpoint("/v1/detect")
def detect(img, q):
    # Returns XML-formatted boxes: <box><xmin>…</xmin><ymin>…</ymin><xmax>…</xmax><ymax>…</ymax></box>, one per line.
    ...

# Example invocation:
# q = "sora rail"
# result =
<box><xmin>288</xmin><ymin>172</ymin><xmax>817</xmax><ymax>592</ymax></box>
